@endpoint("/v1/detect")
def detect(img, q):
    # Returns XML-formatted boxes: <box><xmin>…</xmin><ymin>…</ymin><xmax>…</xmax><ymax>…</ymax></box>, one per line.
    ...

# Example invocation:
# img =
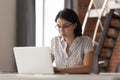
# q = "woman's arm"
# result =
<box><xmin>54</xmin><ymin>51</ymin><xmax>94</xmax><ymax>74</ymax></box>
<box><xmin>51</xmin><ymin>53</ymin><xmax>55</xmax><ymax>62</ymax></box>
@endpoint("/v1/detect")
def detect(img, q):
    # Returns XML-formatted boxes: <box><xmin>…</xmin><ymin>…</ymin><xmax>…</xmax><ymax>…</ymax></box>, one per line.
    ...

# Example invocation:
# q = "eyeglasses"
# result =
<box><xmin>55</xmin><ymin>23</ymin><xmax>73</xmax><ymax>29</ymax></box>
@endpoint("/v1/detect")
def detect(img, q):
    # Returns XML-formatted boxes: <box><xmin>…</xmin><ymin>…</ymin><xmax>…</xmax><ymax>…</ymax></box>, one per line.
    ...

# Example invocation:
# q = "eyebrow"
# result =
<box><xmin>57</xmin><ymin>23</ymin><xmax>71</xmax><ymax>26</ymax></box>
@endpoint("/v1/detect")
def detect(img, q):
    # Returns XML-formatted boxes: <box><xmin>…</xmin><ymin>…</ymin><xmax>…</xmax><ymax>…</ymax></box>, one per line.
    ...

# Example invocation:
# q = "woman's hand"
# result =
<box><xmin>53</xmin><ymin>67</ymin><xmax>66</xmax><ymax>74</ymax></box>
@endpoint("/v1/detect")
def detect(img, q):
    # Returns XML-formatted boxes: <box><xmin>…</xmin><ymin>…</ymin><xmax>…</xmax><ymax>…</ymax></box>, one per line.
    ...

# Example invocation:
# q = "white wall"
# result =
<box><xmin>0</xmin><ymin>0</ymin><xmax>17</xmax><ymax>72</ymax></box>
<box><xmin>94</xmin><ymin>0</ymin><xmax>105</xmax><ymax>8</ymax></box>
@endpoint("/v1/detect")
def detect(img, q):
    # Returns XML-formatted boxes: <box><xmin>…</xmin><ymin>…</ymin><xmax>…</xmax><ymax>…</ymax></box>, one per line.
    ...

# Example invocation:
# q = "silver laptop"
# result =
<box><xmin>13</xmin><ymin>47</ymin><xmax>54</xmax><ymax>74</ymax></box>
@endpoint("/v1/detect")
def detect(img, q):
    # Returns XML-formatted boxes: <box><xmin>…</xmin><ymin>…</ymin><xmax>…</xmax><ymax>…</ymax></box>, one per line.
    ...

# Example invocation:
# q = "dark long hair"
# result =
<box><xmin>55</xmin><ymin>8</ymin><xmax>82</xmax><ymax>37</ymax></box>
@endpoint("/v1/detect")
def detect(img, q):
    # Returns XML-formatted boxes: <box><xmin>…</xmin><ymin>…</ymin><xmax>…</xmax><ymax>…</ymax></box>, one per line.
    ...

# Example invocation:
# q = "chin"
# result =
<box><xmin>60</xmin><ymin>33</ymin><xmax>66</xmax><ymax>37</ymax></box>
<box><xmin>61</xmin><ymin>35</ymin><xmax>66</xmax><ymax>38</ymax></box>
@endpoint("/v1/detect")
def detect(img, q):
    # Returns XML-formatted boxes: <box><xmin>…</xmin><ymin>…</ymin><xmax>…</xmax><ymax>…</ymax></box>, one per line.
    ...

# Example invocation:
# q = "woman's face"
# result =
<box><xmin>56</xmin><ymin>18</ymin><xmax>76</xmax><ymax>38</ymax></box>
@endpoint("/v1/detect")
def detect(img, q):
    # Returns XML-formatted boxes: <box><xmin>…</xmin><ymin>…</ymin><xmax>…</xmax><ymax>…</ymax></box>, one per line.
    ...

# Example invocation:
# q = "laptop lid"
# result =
<box><xmin>13</xmin><ymin>47</ymin><xmax>54</xmax><ymax>74</ymax></box>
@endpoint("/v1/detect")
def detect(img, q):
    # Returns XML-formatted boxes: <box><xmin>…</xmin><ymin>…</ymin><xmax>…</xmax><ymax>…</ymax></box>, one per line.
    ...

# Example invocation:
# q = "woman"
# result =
<box><xmin>50</xmin><ymin>8</ymin><xmax>94</xmax><ymax>74</ymax></box>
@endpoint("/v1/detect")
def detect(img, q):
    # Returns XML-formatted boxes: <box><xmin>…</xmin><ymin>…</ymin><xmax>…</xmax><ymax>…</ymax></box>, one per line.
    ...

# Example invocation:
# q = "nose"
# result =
<box><xmin>59</xmin><ymin>27</ymin><xmax>64</xmax><ymax>31</ymax></box>
<box><xmin>59</xmin><ymin>28</ymin><xmax>65</xmax><ymax>33</ymax></box>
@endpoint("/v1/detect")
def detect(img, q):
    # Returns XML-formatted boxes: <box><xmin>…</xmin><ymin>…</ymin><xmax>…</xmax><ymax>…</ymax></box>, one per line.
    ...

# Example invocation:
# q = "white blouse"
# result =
<box><xmin>50</xmin><ymin>36</ymin><xmax>93</xmax><ymax>68</ymax></box>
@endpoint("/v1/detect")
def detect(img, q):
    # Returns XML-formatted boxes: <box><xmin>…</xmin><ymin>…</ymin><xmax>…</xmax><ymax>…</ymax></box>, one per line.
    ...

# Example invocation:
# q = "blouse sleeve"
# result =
<box><xmin>50</xmin><ymin>37</ymin><xmax>55</xmax><ymax>55</ymax></box>
<box><xmin>83</xmin><ymin>36</ymin><xmax>94</xmax><ymax>54</ymax></box>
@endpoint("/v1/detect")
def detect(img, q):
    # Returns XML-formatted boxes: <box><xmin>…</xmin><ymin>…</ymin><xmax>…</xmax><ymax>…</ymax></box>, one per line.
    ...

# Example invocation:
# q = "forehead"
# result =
<box><xmin>56</xmin><ymin>18</ymin><xmax>71</xmax><ymax>24</ymax></box>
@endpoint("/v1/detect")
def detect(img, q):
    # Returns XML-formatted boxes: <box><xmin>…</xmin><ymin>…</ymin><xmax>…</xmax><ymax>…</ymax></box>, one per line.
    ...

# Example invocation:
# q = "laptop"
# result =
<box><xmin>13</xmin><ymin>47</ymin><xmax>54</xmax><ymax>74</ymax></box>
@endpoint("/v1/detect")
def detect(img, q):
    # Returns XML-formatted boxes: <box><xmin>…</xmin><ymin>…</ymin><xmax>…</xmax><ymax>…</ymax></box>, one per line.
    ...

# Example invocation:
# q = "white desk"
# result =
<box><xmin>0</xmin><ymin>73</ymin><xmax>120</xmax><ymax>80</ymax></box>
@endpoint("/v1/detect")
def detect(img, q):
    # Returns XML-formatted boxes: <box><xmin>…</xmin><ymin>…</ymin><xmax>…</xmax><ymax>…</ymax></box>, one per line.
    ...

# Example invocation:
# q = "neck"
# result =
<box><xmin>64</xmin><ymin>36</ymin><xmax>76</xmax><ymax>46</ymax></box>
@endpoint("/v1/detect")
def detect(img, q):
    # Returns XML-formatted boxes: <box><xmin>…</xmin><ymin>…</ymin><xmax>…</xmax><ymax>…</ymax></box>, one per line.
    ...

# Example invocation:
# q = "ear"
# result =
<box><xmin>74</xmin><ymin>23</ymin><xmax>77</xmax><ymax>29</ymax></box>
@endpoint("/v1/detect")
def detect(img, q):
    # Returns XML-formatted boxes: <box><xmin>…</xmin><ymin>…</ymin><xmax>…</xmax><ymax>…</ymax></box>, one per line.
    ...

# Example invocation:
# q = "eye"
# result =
<box><xmin>62</xmin><ymin>24</ymin><xmax>72</xmax><ymax>28</ymax></box>
<box><xmin>63</xmin><ymin>25</ymin><xmax>69</xmax><ymax>28</ymax></box>
<box><xmin>55</xmin><ymin>25</ymin><xmax>61</xmax><ymax>29</ymax></box>
<box><xmin>57</xmin><ymin>25</ymin><xmax>61</xmax><ymax>28</ymax></box>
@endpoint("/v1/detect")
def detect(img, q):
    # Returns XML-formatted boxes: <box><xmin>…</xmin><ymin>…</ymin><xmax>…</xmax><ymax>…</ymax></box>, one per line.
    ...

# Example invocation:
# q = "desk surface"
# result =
<box><xmin>0</xmin><ymin>73</ymin><xmax>120</xmax><ymax>80</ymax></box>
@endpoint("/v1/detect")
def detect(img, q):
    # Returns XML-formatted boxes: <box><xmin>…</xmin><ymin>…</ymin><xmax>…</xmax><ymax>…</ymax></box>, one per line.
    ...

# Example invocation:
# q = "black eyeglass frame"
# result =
<box><xmin>55</xmin><ymin>23</ymin><xmax>73</xmax><ymax>29</ymax></box>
